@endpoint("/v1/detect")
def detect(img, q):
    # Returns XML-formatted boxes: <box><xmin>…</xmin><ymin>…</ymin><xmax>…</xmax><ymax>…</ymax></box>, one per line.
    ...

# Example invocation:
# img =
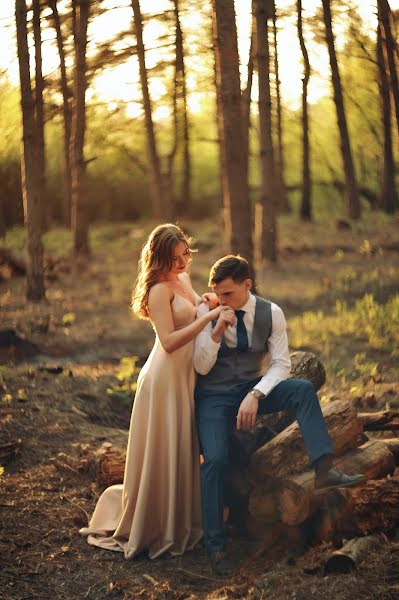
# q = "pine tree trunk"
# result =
<box><xmin>15</xmin><ymin>0</ymin><xmax>45</xmax><ymax>300</ymax></box>
<box><xmin>131</xmin><ymin>0</ymin><xmax>165</xmax><ymax>219</ymax></box>
<box><xmin>32</xmin><ymin>0</ymin><xmax>46</xmax><ymax>232</ymax></box>
<box><xmin>174</xmin><ymin>0</ymin><xmax>191</xmax><ymax>213</ymax></box>
<box><xmin>48</xmin><ymin>0</ymin><xmax>73</xmax><ymax>227</ymax></box>
<box><xmin>70</xmin><ymin>0</ymin><xmax>90</xmax><ymax>258</ymax></box>
<box><xmin>297</xmin><ymin>0</ymin><xmax>312</xmax><ymax>221</ymax></box>
<box><xmin>272</xmin><ymin>4</ymin><xmax>289</xmax><ymax>213</ymax></box>
<box><xmin>378</xmin><ymin>0</ymin><xmax>399</xmax><ymax>139</ymax></box>
<box><xmin>212</xmin><ymin>0</ymin><xmax>254</xmax><ymax>276</ymax></box>
<box><xmin>321</xmin><ymin>0</ymin><xmax>360</xmax><ymax>220</ymax></box>
<box><xmin>377</xmin><ymin>10</ymin><xmax>397</xmax><ymax>214</ymax></box>
<box><xmin>255</xmin><ymin>0</ymin><xmax>277</xmax><ymax>263</ymax></box>
<box><xmin>242</xmin><ymin>3</ymin><xmax>255</xmax><ymax>193</ymax></box>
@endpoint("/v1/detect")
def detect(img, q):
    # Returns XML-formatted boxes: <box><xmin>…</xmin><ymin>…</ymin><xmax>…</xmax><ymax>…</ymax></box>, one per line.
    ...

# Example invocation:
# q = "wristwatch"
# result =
<box><xmin>249</xmin><ymin>388</ymin><xmax>265</xmax><ymax>400</ymax></box>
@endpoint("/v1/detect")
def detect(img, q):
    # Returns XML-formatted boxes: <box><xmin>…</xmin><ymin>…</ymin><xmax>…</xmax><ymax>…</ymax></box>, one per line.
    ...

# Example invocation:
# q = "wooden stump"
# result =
<box><xmin>324</xmin><ymin>533</ymin><xmax>387</xmax><ymax>574</ymax></box>
<box><xmin>96</xmin><ymin>447</ymin><xmax>126</xmax><ymax>488</ymax></box>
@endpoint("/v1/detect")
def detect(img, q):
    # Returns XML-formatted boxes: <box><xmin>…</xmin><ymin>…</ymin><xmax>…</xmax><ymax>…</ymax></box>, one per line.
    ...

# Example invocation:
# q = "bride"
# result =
<box><xmin>80</xmin><ymin>223</ymin><xmax>233</xmax><ymax>559</ymax></box>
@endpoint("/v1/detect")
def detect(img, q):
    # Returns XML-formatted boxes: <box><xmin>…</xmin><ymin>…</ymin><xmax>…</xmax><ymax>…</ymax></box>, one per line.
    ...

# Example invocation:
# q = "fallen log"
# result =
<box><xmin>290</xmin><ymin>439</ymin><xmax>396</xmax><ymax>495</ymax></box>
<box><xmin>250</xmin><ymin>401</ymin><xmax>364</xmax><ymax>481</ymax></box>
<box><xmin>0</xmin><ymin>329</ymin><xmax>39</xmax><ymax>362</ymax></box>
<box><xmin>358</xmin><ymin>410</ymin><xmax>399</xmax><ymax>431</ymax></box>
<box><xmin>379</xmin><ymin>438</ymin><xmax>399</xmax><ymax>464</ymax></box>
<box><xmin>323</xmin><ymin>533</ymin><xmax>387</xmax><ymax>574</ymax></box>
<box><xmin>247</xmin><ymin>439</ymin><xmax>395</xmax><ymax>529</ymax></box>
<box><xmin>0</xmin><ymin>439</ymin><xmax>21</xmax><ymax>463</ymax></box>
<box><xmin>343</xmin><ymin>477</ymin><xmax>399</xmax><ymax>536</ymax></box>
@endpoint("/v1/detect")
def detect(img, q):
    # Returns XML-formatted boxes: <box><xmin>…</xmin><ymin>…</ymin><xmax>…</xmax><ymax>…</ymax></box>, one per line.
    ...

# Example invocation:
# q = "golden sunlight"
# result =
<box><xmin>1</xmin><ymin>0</ymin><xmax>398</xmax><ymax>113</ymax></box>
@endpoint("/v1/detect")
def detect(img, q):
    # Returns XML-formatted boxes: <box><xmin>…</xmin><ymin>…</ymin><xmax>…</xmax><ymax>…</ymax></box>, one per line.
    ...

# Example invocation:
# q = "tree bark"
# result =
<box><xmin>70</xmin><ymin>0</ymin><xmax>90</xmax><ymax>258</ymax></box>
<box><xmin>324</xmin><ymin>533</ymin><xmax>387</xmax><ymax>574</ymax></box>
<box><xmin>272</xmin><ymin>4</ymin><xmax>288</xmax><ymax>213</ymax></box>
<box><xmin>379</xmin><ymin>0</ymin><xmax>399</xmax><ymax>139</ymax></box>
<box><xmin>131</xmin><ymin>0</ymin><xmax>165</xmax><ymax>219</ymax></box>
<box><xmin>358</xmin><ymin>410</ymin><xmax>399</xmax><ymax>431</ymax></box>
<box><xmin>15</xmin><ymin>0</ymin><xmax>45</xmax><ymax>301</ymax></box>
<box><xmin>345</xmin><ymin>478</ymin><xmax>399</xmax><ymax>536</ymax></box>
<box><xmin>279</xmin><ymin>439</ymin><xmax>395</xmax><ymax>532</ymax></box>
<box><xmin>321</xmin><ymin>0</ymin><xmax>361</xmax><ymax>219</ymax></box>
<box><xmin>291</xmin><ymin>439</ymin><xmax>396</xmax><ymax>494</ymax></box>
<box><xmin>377</xmin><ymin>4</ymin><xmax>398</xmax><ymax>213</ymax></box>
<box><xmin>297</xmin><ymin>0</ymin><xmax>312</xmax><ymax>221</ymax></box>
<box><xmin>242</xmin><ymin>2</ymin><xmax>255</xmax><ymax>195</ymax></box>
<box><xmin>255</xmin><ymin>0</ymin><xmax>278</xmax><ymax>263</ymax></box>
<box><xmin>380</xmin><ymin>438</ymin><xmax>399</xmax><ymax>463</ymax></box>
<box><xmin>212</xmin><ymin>0</ymin><xmax>254</xmax><ymax>276</ymax></box>
<box><xmin>174</xmin><ymin>0</ymin><xmax>191</xmax><ymax>214</ymax></box>
<box><xmin>32</xmin><ymin>0</ymin><xmax>46</xmax><ymax>232</ymax></box>
<box><xmin>48</xmin><ymin>0</ymin><xmax>73</xmax><ymax>227</ymax></box>
<box><xmin>250</xmin><ymin>401</ymin><xmax>364</xmax><ymax>481</ymax></box>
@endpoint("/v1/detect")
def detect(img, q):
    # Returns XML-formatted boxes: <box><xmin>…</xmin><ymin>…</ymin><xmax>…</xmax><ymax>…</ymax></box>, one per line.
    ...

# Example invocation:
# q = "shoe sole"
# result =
<box><xmin>314</xmin><ymin>478</ymin><xmax>364</xmax><ymax>492</ymax></box>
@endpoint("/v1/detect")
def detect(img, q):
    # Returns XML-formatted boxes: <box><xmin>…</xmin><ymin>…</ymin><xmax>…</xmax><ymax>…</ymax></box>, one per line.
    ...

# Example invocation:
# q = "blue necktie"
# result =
<box><xmin>235</xmin><ymin>310</ymin><xmax>248</xmax><ymax>352</ymax></box>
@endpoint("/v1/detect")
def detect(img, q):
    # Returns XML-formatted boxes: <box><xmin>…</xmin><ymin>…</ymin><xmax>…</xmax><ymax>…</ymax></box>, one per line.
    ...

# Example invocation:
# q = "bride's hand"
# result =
<box><xmin>201</xmin><ymin>292</ymin><xmax>219</xmax><ymax>309</ymax></box>
<box><xmin>208</xmin><ymin>304</ymin><xmax>234</xmax><ymax>322</ymax></box>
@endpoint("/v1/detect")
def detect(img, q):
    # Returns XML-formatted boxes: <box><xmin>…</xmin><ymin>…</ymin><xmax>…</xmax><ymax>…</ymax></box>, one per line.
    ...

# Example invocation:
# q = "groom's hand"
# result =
<box><xmin>236</xmin><ymin>393</ymin><xmax>258</xmax><ymax>430</ymax></box>
<box><xmin>211</xmin><ymin>307</ymin><xmax>235</xmax><ymax>342</ymax></box>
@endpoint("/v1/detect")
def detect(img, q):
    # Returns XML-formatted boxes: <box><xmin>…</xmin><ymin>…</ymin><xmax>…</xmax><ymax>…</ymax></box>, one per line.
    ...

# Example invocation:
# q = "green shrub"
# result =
<box><xmin>106</xmin><ymin>356</ymin><xmax>140</xmax><ymax>404</ymax></box>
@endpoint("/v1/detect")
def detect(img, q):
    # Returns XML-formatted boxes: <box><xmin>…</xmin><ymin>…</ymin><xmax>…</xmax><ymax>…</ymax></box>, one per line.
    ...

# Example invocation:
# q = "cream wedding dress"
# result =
<box><xmin>81</xmin><ymin>294</ymin><xmax>202</xmax><ymax>558</ymax></box>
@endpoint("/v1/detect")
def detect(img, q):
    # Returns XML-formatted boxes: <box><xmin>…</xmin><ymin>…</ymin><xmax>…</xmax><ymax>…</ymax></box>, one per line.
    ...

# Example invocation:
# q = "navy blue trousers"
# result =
<box><xmin>195</xmin><ymin>378</ymin><xmax>333</xmax><ymax>553</ymax></box>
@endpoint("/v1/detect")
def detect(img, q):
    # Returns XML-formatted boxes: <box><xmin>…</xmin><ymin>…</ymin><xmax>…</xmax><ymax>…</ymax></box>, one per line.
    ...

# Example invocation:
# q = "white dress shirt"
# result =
<box><xmin>194</xmin><ymin>293</ymin><xmax>291</xmax><ymax>398</ymax></box>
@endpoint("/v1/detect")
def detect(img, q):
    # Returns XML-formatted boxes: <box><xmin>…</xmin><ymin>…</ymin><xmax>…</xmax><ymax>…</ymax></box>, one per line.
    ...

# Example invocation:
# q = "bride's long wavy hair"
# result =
<box><xmin>131</xmin><ymin>223</ymin><xmax>195</xmax><ymax>319</ymax></box>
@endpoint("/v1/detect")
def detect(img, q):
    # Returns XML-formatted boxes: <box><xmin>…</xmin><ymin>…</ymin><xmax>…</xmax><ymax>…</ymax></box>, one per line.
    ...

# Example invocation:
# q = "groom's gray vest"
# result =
<box><xmin>196</xmin><ymin>296</ymin><xmax>272</xmax><ymax>392</ymax></box>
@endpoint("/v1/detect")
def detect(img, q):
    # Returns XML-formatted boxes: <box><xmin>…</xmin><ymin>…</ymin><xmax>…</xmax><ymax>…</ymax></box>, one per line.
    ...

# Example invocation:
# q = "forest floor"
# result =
<box><xmin>1</xmin><ymin>213</ymin><xmax>399</xmax><ymax>600</ymax></box>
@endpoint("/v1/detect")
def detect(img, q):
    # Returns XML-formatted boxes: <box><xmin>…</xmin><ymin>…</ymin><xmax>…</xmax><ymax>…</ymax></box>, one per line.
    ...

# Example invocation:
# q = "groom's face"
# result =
<box><xmin>211</xmin><ymin>277</ymin><xmax>252</xmax><ymax>310</ymax></box>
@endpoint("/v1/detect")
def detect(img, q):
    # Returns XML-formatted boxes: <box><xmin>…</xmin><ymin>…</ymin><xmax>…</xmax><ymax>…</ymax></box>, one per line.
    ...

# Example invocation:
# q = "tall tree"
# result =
<box><xmin>32</xmin><ymin>0</ymin><xmax>46</xmax><ymax>232</ymax></box>
<box><xmin>165</xmin><ymin>0</ymin><xmax>190</xmax><ymax>216</ymax></box>
<box><xmin>131</xmin><ymin>0</ymin><xmax>165</xmax><ymax>218</ymax></box>
<box><xmin>272</xmin><ymin>3</ymin><xmax>288</xmax><ymax>213</ymax></box>
<box><xmin>15</xmin><ymin>0</ymin><xmax>45</xmax><ymax>300</ymax></box>
<box><xmin>70</xmin><ymin>0</ymin><xmax>90</xmax><ymax>257</ymax></box>
<box><xmin>378</xmin><ymin>0</ymin><xmax>399</xmax><ymax>137</ymax></box>
<box><xmin>255</xmin><ymin>0</ymin><xmax>277</xmax><ymax>263</ymax></box>
<box><xmin>297</xmin><ymin>0</ymin><xmax>312</xmax><ymax>221</ymax></box>
<box><xmin>173</xmin><ymin>0</ymin><xmax>191</xmax><ymax>213</ymax></box>
<box><xmin>48</xmin><ymin>0</ymin><xmax>73</xmax><ymax>226</ymax></box>
<box><xmin>242</xmin><ymin>2</ymin><xmax>256</xmax><ymax>192</ymax></box>
<box><xmin>321</xmin><ymin>0</ymin><xmax>360</xmax><ymax>219</ymax></box>
<box><xmin>377</xmin><ymin>6</ymin><xmax>397</xmax><ymax>213</ymax></box>
<box><xmin>212</xmin><ymin>0</ymin><xmax>254</xmax><ymax>274</ymax></box>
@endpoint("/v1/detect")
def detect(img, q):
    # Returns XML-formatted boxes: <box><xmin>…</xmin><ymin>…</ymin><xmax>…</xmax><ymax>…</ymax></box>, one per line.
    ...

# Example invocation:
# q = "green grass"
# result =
<box><xmin>289</xmin><ymin>293</ymin><xmax>399</xmax><ymax>382</ymax></box>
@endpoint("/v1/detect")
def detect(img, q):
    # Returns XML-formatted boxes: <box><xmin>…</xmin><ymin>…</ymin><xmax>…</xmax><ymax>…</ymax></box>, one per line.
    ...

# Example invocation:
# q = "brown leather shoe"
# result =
<box><xmin>209</xmin><ymin>551</ymin><xmax>233</xmax><ymax>576</ymax></box>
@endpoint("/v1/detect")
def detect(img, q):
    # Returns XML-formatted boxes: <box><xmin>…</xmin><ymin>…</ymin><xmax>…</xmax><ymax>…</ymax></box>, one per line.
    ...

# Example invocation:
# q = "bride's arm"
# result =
<box><xmin>148</xmin><ymin>283</ymin><xmax>224</xmax><ymax>353</ymax></box>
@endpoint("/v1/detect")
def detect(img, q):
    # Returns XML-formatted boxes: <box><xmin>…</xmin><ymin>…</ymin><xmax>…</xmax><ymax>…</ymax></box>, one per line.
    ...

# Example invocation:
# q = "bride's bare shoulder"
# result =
<box><xmin>149</xmin><ymin>282</ymin><xmax>173</xmax><ymax>302</ymax></box>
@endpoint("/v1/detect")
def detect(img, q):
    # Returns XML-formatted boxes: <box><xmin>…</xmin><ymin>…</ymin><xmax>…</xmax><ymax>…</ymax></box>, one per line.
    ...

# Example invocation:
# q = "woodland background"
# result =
<box><xmin>1</xmin><ymin>1</ymin><xmax>399</xmax><ymax>599</ymax></box>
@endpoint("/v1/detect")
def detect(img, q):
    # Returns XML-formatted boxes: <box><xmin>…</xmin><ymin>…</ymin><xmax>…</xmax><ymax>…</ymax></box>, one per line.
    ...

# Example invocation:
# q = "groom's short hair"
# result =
<box><xmin>209</xmin><ymin>255</ymin><xmax>250</xmax><ymax>285</ymax></box>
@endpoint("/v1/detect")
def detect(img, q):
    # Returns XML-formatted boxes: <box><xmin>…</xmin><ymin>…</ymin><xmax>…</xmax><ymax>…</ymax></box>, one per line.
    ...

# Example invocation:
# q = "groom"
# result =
<box><xmin>194</xmin><ymin>255</ymin><xmax>363</xmax><ymax>576</ymax></box>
